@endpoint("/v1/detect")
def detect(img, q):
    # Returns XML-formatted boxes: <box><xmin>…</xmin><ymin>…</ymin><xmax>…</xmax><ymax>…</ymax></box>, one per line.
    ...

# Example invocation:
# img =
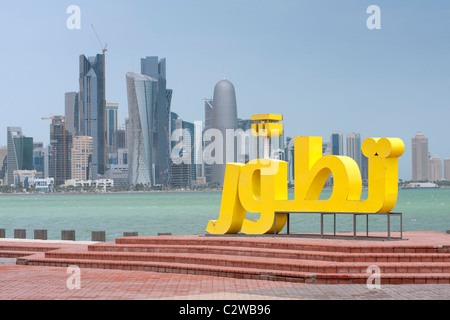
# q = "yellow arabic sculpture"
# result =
<box><xmin>205</xmin><ymin>115</ymin><xmax>405</xmax><ymax>235</ymax></box>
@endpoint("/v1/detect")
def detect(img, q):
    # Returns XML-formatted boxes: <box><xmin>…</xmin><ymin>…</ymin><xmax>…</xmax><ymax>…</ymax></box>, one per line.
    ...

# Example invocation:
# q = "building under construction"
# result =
<box><xmin>48</xmin><ymin>116</ymin><xmax>72</xmax><ymax>186</ymax></box>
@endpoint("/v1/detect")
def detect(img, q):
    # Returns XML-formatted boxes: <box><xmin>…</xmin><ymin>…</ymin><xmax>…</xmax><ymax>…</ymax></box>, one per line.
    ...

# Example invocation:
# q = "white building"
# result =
<box><xmin>64</xmin><ymin>179</ymin><xmax>114</xmax><ymax>192</ymax></box>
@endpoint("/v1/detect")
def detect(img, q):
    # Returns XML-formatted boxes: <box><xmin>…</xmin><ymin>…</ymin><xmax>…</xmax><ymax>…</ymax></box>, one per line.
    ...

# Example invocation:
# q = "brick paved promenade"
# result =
<box><xmin>1</xmin><ymin>259</ymin><xmax>449</xmax><ymax>300</ymax></box>
<box><xmin>0</xmin><ymin>232</ymin><xmax>449</xmax><ymax>301</ymax></box>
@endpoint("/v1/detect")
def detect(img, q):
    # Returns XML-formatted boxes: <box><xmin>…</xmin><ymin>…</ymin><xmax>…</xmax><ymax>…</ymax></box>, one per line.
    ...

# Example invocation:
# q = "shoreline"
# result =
<box><xmin>0</xmin><ymin>189</ymin><xmax>224</xmax><ymax>196</ymax></box>
<box><xmin>1</xmin><ymin>186</ymin><xmax>449</xmax><ymax>197</ymax></box>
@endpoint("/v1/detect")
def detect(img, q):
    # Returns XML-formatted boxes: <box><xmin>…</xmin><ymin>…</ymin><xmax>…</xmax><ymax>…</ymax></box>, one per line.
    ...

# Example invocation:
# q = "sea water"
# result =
<box><xmin>0</xmin><ymin>189</ymin><xmax>449</xmax><ymax>241</ymax></box>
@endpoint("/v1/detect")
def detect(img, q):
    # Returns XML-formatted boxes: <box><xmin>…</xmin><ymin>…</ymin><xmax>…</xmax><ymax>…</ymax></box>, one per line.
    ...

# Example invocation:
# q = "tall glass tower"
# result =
<box><xmin>79</xmin><ymin>54</ymin><xmax>105</xmax><ymax>179</ymax></box>
<box><xmin>126</xmin><ymin>72</ymin><xmax>158</xmax><ymax>186</ymax></box>
<box><xmin>7</xmin><ymin>127</ymin><xmax>33</xmax><ymax>185</ymax></box>
<box><xmin>330</xmin><ymin>131</ymin><xmax>343</xmax><ymax>156</ymax></box>
<box><xmin>140</xmin><ymin>57</ymin><xmax>172</xmax><ymax>186</ymax></box>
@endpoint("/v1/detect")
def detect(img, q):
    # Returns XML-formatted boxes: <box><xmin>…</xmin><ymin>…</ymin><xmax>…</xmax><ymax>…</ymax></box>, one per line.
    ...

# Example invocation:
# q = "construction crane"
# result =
<box><xmin>91</xmin><ymin>24</ymin><xmax>108</xmax><ymax>175</ymax></box>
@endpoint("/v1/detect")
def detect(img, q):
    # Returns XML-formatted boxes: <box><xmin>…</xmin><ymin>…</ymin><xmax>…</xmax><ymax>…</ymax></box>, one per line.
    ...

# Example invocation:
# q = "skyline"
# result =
<box><xmin>1</xmin><ymin>1</ymin><xmax>450</xmax><ymax>180</ymax></box>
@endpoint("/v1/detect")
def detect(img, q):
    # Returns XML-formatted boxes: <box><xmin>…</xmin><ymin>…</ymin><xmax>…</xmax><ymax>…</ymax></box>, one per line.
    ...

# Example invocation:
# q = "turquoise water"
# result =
<box><xmin>0</xmin><ymin>189</ymin><xmax>449</xmax><ymax>241</ymax></box>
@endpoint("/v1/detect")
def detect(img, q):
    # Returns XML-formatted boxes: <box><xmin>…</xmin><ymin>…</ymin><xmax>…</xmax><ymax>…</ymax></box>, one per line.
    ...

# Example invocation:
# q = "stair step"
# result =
<box><xmin>17</xmin><ymin>256</ymin><xmax>450</xmax><ymax>285</ymax></box>
<box><xmin>0</xmin><ymin>250</ymin><xmax>38</xmax><ymax>258</ymax></box>
<box><xmin>115</xmin><ymin>236</ymin><xmax>450</xmax><ymax>254</ymax></box>
<box><xmin>89</xmin><ymin>243</ymin><xmax>450</xmax><ymax>263</ymax></box>
<box><xmin>45</xmin><ymin>250</ymin><xmax>450</xmax><ymax>274</ymax></box>
<box><xmin>0</xmin><ymin>244</ymin><xmax>60</xmax><ymax>253</ymax></box>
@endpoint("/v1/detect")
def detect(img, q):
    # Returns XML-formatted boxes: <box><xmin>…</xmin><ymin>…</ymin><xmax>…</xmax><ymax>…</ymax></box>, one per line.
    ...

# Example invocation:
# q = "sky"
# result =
<box><xmin>1</xmin><ymin>0</ymin><xmax>450</xmax><ymax>180</ymax></box>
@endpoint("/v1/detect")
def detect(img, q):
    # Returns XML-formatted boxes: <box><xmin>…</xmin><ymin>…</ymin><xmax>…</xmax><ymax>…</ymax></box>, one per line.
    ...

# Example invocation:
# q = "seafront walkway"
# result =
<box><xmin>0</xmin><ymin>231</ymin><xmax>449</xmax><ymax>300</ymax></box>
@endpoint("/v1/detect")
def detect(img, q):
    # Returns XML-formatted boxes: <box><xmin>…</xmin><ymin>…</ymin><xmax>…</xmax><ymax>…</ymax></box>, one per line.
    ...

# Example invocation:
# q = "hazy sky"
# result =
<box><xmin>1</xmin><ymin>0</ymin><xmax>450</xmax><ymax>180</ymax></box>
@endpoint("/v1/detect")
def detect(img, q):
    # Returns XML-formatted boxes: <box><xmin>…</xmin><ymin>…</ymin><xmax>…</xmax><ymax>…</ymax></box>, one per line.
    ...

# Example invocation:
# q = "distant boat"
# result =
<box><xmin>401</xmin><ymin>182</ymin><xmax>440</xmax><ymax>189</ymax></box>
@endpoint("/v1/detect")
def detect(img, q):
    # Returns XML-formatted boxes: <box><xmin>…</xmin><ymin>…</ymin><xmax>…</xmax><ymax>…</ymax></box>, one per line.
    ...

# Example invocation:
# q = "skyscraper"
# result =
<box><xmin>204</xmin><ymin>99</ymin><xmax>214</xmax><ymax>184</ymax></box>
<box><xmin>79</xmin><ymin>54</ymin><xmax>105</xmax><ymax>179</ymax></box>
<box><xmin>346</xmin><ymin>132</ymin><xmax>361</xmax><ymax>169</ymax></box>
<box><xmin>105</xmin><ymin>103</ymin><xmax>119</xmax><ymax>147</ymax></box>
<box><xmin>141</xmin><ymin>57</ymin><xmax>172</xmax><ymax>186</ymax></box>
<box><xmin>411</xmin><ymin>132</ymin><xmax>429</xmax><ymax>181</ymax></box>
<box><xmin>428</xmin><ymin>156</ymin><xmax>442</xmax><ymax>182</ymax></box>
<box><xmin>330</xmin><ymin>131</ymin><xmax>343</xmax><ymax>156</ymax></box>
<box><xmin>71</xmin><ymin>136</ymin><xmax>93</xmax><ymax>181</ymax></box>
<box><xmin>49</xmin><ymin>117</ymin><xmax>72</xmax><ymax>186</ymax></box>
<box><xmin>444</xmin><ymin>158</ymin><xmax>450</xmax><ymax>181</ymax></box>
<box><xmin>169</xmin><ymin>117</ymin><xmax>192</xmax><ymax>188</ymax></box>
<box><xmin>65</xmin><ymin>92</ymin><xmax>80</xmax><ymax>137</ymax></box>
<box><xmin>7</xmin><ymin>127</ymin><xmax>33</xmax><ymax>185</ymax></box>
<box><xmin>126</xmin><ymin>72</ymin><xmax>158</xmax><ymax>186</ymax></box>
<box><xmin>211</xmin><ymin>78</ymin><xmax>238</xmax><ymax>185</ymax></box>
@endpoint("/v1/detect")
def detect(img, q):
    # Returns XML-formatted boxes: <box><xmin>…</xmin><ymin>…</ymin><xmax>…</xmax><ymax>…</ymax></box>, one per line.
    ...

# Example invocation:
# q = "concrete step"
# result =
<box><xmin>89</xmin><ymin>243</ymin><xmax>450</xmax><ymax>263</ymax></box>
<box><xmin>16</xmin><ymin>256</ymin><xmax>450</xmax><ymax>285</ymax></box>
<box><xmin>45</xmin><ymin>249</ymin><xmax>450</xmax><ymax>275</ymax></box>
<box><xmin>115</xmin><ymin>236</ymin><xmax>450</xmax><ymax>254</ymax></box>
<box><xmin>0</xmin><ymin>250</ymin><xmax>38</xmax><ymax>258</ymax></box>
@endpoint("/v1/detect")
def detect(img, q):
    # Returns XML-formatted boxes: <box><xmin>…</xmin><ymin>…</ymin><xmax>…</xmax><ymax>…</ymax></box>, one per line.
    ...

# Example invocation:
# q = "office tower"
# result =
<box><xmin>0</xmin><ymin>146</ymin><xmax>7</xmax><ymax>181</ymax></box>
<box><xmin>361</xmin><ymin>154</ymin><xmax>369</xmax><ymax>182</ymax></box>
<box><xmin>32</xmin><ymin>142</ymin><xmax>45</xmax><ymax>176</ymax></box>
<box><xmin>183</xmin><ymin>121</ymin><xmax>195</xmax><ymax>182</ymax></box>
<box><xmin>211</xmin><ymin>78</ymin><xmax>238</xmax><ymax>185</ymax></box>
<box><xmin>428</xmin><ymin>156</ymin><xmax>442</xmax><ymax>182</ymax></box>
<box><xmin>79</xmin><ymin>54</ymin><xmax>105</xmax><ymax>178</ymax></box>
<box><xmin>7</xmin><ymin>127</ymin><xmax>33</xmax><ymax>185</ymax></box>
<box><xmin>126</xmin><ymin>72</ymin><xmax>158</xmax><ymax>186</ymax></box>
<box><xmin>114</xmin><ymin>130</ymin><xmax>126</xmax><ymax>149</ymax></box>
<box><xmin>106</xmin><ymin>103</ymin><xmax>119</xmax><ymax>147</ymax></box>
<box><xmin>170</xmin><ymin>117</ymin><xmax>192</xmax><ymax>188</ymax></box>
<box><xmin>49</xmin><ymin>117</ymin><xmax>72</xmax><ymax>186</ymax></box>
<box><xmin>286</xmin><ymin>137</ymin><xmax>295</xmax><ymax>184</ymax></box>
<box><xmin>444</xmin><ymin>158</ymin><xmax>450</xmax><ymax>181</ymax></box>
<box><xmin>65</xmin><ymin>92</ymin><xmax>80</xmax><ymax>137</ymax></box>
<box><xmin>330</xmin><ymin>132</ymin><xmax>343</xmax><ymax>155</ymax></box>
<box><xmin>43</xmin><ymin>145</ymin><xmax>50</xmax><ymax>178</ymax></box>
<box><xmin>204</xmin><ymin>99</ymin><xmax>214</xmax><ymax>183</ymax></box>
<box><xmin>170</xmin><ymin>112</ymin><xmax>180</xmax><ymax>151</ymax></box>
<box><xmin>346</xmin><ymin>133</ymin><xmax>361</xmax><ymax>169</ymax></box>
<box><xmin>411</xmin><ymin>132</ymin><xmax>429</xmax><ymax>181</ymax></box>
<box><xmin>71</xmin><ymin>136</ymin><xmax>94</xmax><ymax>180</ymax></box>
<box><xmin>140</xmin><ymin>56</ymin><xmax>172</xmax><ymax>185</ymax></box>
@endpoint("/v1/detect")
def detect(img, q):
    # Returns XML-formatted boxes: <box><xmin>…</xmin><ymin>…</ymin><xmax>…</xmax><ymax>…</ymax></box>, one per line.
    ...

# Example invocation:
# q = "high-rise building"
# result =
<box><xmin>0</xmin><ymin>146</ymin><xmax>7</xmax><ymax>181</ymax></box>
<box><xmin>114</xmin><ymin>130</ymin><xmax>126</xmax><ymax>149</ymax></box>
<box><xmin>106</xmin><ymin>103</ymin><xmax>119</xmax><ymax>147</ymax></box>
<box><xmin>346</xmin><ymin>132</ymin><xmax>361</xmax><ymax>169</ymax></box>
<box><xmin>140</xmin><ymin>56</ymin><xmax>172</xmax><ymax>186</ymax></box>
<box><xmin>7</xmin><ymin>127</ymin><xmax>33</xmax><ymax>185</ymax></box>
<box><xmin>32</xmin><ymin>142</ymin><xmax>45</xmax><ymax>176</ymax></box>
<box><xmin>65</xmin><ymin>92</ymin><xmax>80</xmax><ymax>137</ymax></box>
<box><xmin>411</xmin><ymin>132</ymin><xmax>429</xmax><ymax>181</ymax></box>
<box><xmin>49</xmin><ymin>117</ymin><xmax>72</xmax><ymax>186</ymax></box>
<box><xmin>79</xmin><ymin>54</ymin><xmax>105</xmax><ymax>178</ymax></box>
<box><xmin>211</xmin><ymin>78</ymin><xmax>238</xmax><ymax>185</ymax></box>
<box><xmin>169</xmin><ymin>117</ymin><xmax>192</xmax><ymax>188</ymax></box>
<box><xmin>444</xmin><ymin>158</ymin><xmax>450</xmax><ymax>181</ymax></box>
<box><xmin>71</xmin><ymin>136</ymin><xmax>93</xmax><ymax>181</ymax></box>
<box><xmin>204</xmin><ymin>99</ymin><xmax>214</xmax><ymax>184</ymax></box>
<box><xmin>330</xmin><ymin>131</ymin><xmax>343</xmax><ymax>156</ymax></box>
<box><xmin>126</xmin><ymin>72</ymin><xmax>158</xmax><ymax>186</ymax></box>
<box><xmin>428</xmin><ymin>156</ymin><xmax>442</xmax><ymax>182</ymax></box>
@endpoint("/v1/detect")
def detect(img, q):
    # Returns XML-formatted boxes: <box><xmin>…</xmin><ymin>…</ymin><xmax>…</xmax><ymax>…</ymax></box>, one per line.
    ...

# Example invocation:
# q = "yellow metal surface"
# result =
<box><xmin>251</xmin><ymin>114</ymin><xmax>283</xmax><ymax>121</ymax></box>
<box><xmin>206</xmin><ymin>117</ymin><xmax>405</xmax><ymax>235</ymax></box>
